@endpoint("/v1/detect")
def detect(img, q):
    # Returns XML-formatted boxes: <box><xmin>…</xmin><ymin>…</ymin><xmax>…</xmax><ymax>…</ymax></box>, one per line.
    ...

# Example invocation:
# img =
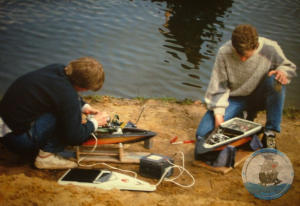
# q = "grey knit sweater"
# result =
<box><xmin>205</xmin><ymin>37</ymin><xmax>297</xmax><ymax>116</ymax></box>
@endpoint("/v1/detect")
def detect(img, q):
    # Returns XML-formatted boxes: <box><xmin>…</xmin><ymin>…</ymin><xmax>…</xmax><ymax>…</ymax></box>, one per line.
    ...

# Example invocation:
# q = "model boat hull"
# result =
<box><xmin>83</xmin><ymin>128</ymin><xmax>156</xmax><ymax>146</ymax></box>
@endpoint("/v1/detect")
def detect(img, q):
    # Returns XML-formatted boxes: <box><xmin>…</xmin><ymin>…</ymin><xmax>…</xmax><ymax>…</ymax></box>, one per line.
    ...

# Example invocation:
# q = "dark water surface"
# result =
<box><xmin>0</xmin><ymin>0</ymin><xmax>299</xmax><ymax>108</ymax></box>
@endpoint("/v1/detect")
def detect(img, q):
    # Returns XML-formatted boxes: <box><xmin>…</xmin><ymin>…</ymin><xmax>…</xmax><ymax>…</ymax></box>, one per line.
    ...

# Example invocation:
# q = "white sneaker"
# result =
<box><xmin>35</xmin><ymin>150</ymin><xmax>78</xmax><ymax>169</ymax></box>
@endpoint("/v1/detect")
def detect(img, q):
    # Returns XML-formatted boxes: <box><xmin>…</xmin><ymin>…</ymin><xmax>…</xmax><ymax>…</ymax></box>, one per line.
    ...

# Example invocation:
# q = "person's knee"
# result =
<box><xmin>195</xmin><ymin>110</ymin><xmax>215</xmax><ymax>139</ymax></box>
<box><xmin>32</xmin><ymin>113</ymin><xmax>57</xmax><ymax>135</ymax></box>
<box><xmin>196</xmin><ymin>124</ymin><xmax>214</xmax><ymax>140</ymax></box>
<box><xmin>265</xmin><ymin>75</ymin><xmax>285</xmax><ymax>93</ymax></box>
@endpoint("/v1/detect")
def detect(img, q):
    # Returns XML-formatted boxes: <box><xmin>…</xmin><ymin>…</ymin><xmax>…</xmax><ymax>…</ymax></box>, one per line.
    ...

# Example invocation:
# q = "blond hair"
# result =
<box><xmin>231</xmin><ymin>24</ymin><xmax>259</xmax><ymax>56</ymax></box>
<box><xmin>64</xmin><ymin>57</ymin><xmax>105</xmax><ymax>91</ymax></box>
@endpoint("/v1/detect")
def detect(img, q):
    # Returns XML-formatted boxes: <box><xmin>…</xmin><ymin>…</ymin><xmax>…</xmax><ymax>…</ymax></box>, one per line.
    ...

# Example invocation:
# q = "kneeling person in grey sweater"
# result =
<box><xmin>195</xmin><ymin>24</ymin><xmax>297</xmax><ymax>153</ymax></box>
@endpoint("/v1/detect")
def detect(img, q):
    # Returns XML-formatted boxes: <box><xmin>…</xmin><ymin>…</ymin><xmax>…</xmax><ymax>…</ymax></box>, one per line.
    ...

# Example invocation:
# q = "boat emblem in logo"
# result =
<box><xmin>242</xmin><ymin>148</ymin><xmax>294</xmax><ymax>200</ymax></box>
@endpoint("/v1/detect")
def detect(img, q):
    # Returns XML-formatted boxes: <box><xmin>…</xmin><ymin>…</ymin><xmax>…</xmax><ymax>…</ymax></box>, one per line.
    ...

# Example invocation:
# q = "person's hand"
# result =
<box><xmin>268</xmin><ymin>70</ymin><xmax>288</xmax><ymax>85</ymax></box>
<box><xmin>214</xmin><ymin>114</ymin><xmax>224</xmax><ymax>128</ymax></box>
<box><xmin>82</xmin><ymin>106</ymin><xmax>99</xmax><ymax>115</ymax></box>
<box><xmin>93</xmin><ymin>112</ymin><xmax>110</xmax><ymax>126</ymax></box>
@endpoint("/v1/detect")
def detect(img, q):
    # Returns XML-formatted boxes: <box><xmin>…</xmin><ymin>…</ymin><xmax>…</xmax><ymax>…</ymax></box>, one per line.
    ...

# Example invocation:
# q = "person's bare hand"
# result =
<box><xmin>268</xmin><ymin>70</ymin><xmax>288</xmax><ymax>85</ymax></box>
<box><xmin>214</xmin><ymin>114</ymin><xmax>224</xmax><ymax>128</ymax></box>
<box><xmin>93</xmin><ymin>112</ymin><xmax>110</xmax><ymax>126</ymax></box>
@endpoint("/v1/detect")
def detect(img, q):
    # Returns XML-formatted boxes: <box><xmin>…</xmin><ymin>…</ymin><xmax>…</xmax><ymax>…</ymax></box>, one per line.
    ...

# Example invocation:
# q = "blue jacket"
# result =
<box><xmin>0</xmin><ymin>64</ymin><xmax>95</xmax><ymax>145</ymax></box>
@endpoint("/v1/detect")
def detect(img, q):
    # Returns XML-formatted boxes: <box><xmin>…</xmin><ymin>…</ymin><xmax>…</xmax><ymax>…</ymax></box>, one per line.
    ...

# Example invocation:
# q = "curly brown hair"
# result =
<box><xmin>64</xmin><ymin>57</ymin><xmax>105</xmax><ymax>91</ymax></box>
<box><xmin>231</xmin><ymin>24</ymin><xmax>259</xmax><ymax>56</ymax></box>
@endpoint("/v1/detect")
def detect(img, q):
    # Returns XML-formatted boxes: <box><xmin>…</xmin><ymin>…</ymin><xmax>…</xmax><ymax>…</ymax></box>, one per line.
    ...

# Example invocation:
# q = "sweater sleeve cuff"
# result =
<box><xmin>81</xmin><ymin>103</ymin><xmax>92</xmax><ymax>112</ymax></box>
<box><xmin>213</xmin><ymin>108</ymin><xmax>225</xmax><ymax>116</ymax></box>
<box><xmin>88</xmin><ymin>118</ymin><xmax>98</xmax><ymax>132</ymax></box>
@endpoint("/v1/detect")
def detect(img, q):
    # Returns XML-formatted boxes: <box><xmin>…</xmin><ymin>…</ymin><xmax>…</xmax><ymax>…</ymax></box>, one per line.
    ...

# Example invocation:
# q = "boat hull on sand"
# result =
<box><xmin>83</xmin><ymin>128</ymin><xmax>157</xmax><ymax>146</ymax></box>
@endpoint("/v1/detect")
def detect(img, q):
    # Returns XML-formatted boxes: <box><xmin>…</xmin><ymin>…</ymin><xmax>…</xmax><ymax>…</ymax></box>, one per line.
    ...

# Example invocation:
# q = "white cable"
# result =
<box><xmin>77</xmin><ymin>132</ymin><xmax>97</xmax><ymax>166</ymax></box>
<box><xmin>155</xmin><ymin>152</ymin><xmax>195</xmax><ymax>188</ymax></box>
<box><xmin>100</xmin><ymin>162</ymin><xmax>137</xmax><ymax>178</ymax></box>
<box><xmin>77</xmin><ymin>133</ymin><xmax>194</xmax><ymax>189</ymax></box>
<box><xmin>77</xmin><ymin>133</ymin><xmax>137</xmax><ymax>178</ymax></box>
<box><xmin>167</xmin><ymin>152</ymin><xmax>185</xmax><ymax>182</ymax></box>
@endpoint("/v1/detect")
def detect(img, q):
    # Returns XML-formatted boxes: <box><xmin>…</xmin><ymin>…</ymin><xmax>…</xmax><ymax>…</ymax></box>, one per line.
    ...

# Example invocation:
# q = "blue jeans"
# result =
<box><xmin>196</xmin><ymin>75</ymin><xmax>285</xmax><ymax>141</ymax></box>
<box><xmin>2</xmin><ymin>113</ymin><xmax>65</xmax><ymax>156</ymax></box>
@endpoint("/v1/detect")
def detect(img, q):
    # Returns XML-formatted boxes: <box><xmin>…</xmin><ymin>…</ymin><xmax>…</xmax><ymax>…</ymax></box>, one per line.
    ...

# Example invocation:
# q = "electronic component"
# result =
<box><xmin>139</xmin><ymin>154</ymin><xmax>174</xmax><ymax>179</ymax></box>
<box><xmin>58</xmin><ymin>168</ymin><xmax>156</xmax><ymax>191</ymax></box>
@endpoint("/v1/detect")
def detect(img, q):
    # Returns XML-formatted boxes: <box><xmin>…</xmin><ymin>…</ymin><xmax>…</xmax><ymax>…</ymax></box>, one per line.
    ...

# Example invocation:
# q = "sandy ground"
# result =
<box><xmin>0</xmin><ymin>96</ymin><xmax>299</xmax><ymax>206</ymax></box>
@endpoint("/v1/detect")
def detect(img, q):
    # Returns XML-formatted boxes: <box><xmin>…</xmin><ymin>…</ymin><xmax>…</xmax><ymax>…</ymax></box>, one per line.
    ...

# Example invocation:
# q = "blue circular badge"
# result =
<box><xmin>242</xmin><ymin>148</ymin><xmax>294</xmax><ymax>200</ymax></box>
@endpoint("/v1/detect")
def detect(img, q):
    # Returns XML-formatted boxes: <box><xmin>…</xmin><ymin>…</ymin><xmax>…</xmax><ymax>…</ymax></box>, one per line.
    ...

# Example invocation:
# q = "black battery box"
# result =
<box><xmin>139</xmin><ymin>154</ymin><xmax>174</xmax><ymax>179</ymax></box>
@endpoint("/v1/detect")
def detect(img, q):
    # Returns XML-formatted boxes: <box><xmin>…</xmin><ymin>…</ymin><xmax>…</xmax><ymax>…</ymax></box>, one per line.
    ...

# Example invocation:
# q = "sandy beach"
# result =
<box><xmin>0</xmin><ymin>96</ymin><xmax>299</xmax><ymax>206</ymax></box>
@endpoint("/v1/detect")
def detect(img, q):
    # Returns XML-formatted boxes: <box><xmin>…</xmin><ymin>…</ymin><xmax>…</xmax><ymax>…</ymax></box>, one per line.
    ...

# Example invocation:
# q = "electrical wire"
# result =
<box><xmin>154</xmin><ymin>152</ymin><xmax>195</xmax><ymax>188</ymax></box>
<box><xmin>77</xmin><ymin>132</ymin><xmax>195</xmax><ymax>189</ymax></box>
<box><xmin>77</xmin><ymin>133</ymin><xmax>138</xmax><ymax>178</ymax></box>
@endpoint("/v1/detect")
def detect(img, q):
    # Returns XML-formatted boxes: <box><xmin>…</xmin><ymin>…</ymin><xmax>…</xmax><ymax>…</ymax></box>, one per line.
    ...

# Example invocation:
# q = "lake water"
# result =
<box><xmin>0</xmin><ymin>0</ymin><xmax>299</xmax><ymax>108</ymax></box>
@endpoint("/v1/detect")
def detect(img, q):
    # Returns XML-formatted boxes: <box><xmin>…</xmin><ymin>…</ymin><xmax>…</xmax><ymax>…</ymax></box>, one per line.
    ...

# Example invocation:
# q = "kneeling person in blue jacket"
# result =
<box><xmin>0</xmin><ymin>57</ymin><xmax>108</xmax><ymax>169</ymax></box>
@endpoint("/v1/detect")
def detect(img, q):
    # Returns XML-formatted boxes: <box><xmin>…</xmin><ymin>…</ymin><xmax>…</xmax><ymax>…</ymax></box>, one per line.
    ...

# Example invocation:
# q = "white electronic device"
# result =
<box><xmin>58</xmin><ymin>168</ymin><xmax>156</xmax><ymax>192</ymax></box>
